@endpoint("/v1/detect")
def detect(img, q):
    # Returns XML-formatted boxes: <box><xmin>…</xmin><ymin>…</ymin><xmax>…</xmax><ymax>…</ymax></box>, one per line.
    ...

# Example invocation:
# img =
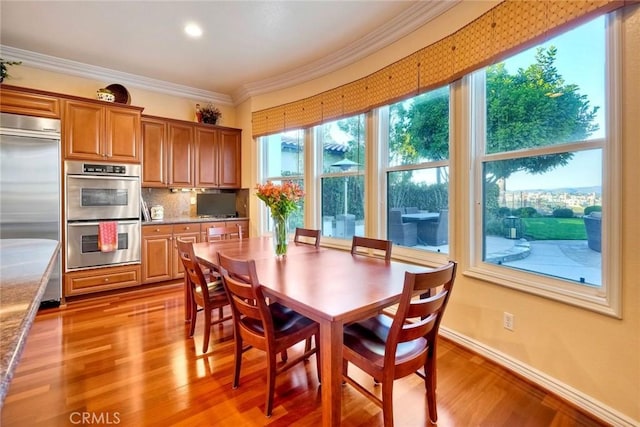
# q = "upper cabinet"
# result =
<box><xmin>64</xmin><ymin>99</ymin><xmax>142</xmax><ymax>163</ymax></box>
<box><xmin>141</xmin><ymin>117</ymin><xmax>167</xmax><ymax>187</ymax></box>
<box><xmin>0</xmin><ymin>85</ymin><xmax>60</xmax><ymax>118</ymax></box>
<box><xmin>168</xmin><ymin>122</ymin><xmax>195</xmax><ymax>187</ymax></box>
<box><xmin>217</xmin><ymin>128</ymin><xmax>241</xmax><ymax>189</ymax></box>
<box><xmin>141</xmin><ymin>115</ymin><xmax>241</xmax><ymax>189</ymax></box>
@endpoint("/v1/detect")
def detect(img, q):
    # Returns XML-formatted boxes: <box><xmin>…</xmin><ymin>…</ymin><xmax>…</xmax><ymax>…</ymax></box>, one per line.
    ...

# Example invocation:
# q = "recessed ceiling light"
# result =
<box><xmin>184</xmin><ymin>22</ymin><xmax>203</xmax><ymax>38</ymax></box>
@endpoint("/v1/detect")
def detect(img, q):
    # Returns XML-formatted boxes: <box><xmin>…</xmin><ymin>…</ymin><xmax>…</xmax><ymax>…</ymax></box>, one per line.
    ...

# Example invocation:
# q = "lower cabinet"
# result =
<box><xmin>141</xmin><ymin>225</ymin><xmax>173</xmax><ymax>283</ymax></box>
<box><xmin>65</xmin><ymin>264</ymin><xmax>141</xmax><ymax>297</ymax></box>
<box><xmin>142</xmin><ymin>223</ymin><xmax>201</xmax><ymax>284</ymax></box>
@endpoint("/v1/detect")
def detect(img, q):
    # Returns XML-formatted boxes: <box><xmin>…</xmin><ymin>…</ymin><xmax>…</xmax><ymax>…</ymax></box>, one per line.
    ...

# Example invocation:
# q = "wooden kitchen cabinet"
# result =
<box><xmin>195</xmin><ymin>126</ymin><xmax>242</xmax><ymax>189</ymax></box>
<box><xmin>142</xmin><ymin>223</ymin><xmax>200</xmax><ymax>283</ymax></box>
<box><xmin>168</xmin><ymin>122</ymin><xmax>194</xmax><ymax>187</ymax></box>
<box><xmin>65</xmin><ymin>264</ymin><xmax>141</xmax><ymax>297</ymax></box>
<box><xmin>0</xmin><ymin>85</ymin><xmax>60</xmax><ymax>118</ymax></box>
<box><xmin>141</xmin><ymin>117</ymin><xmax>168</xmax><ymax>187</ymax></box>
<box><xmin>218</xmin><ymin>128</ymin><xmax>242</xmax><ymax>188</ymax></box>
<box><xmin>64</xmin><ymin>99</ymin><xmax>141</xmax><ymax>162</ymax></box>
<box><xmin>195</xmin><ymin>126</ymin><xmax>218</xmax><ymax>187</ymax></box>
<box><xmin>141</xmin><ymin>224</ymin><xmax>173</xmax><ymax>283</ymax></box>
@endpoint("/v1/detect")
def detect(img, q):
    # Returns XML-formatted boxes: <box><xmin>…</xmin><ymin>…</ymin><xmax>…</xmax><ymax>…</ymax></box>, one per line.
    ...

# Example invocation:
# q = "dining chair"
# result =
<box><xmin>217</xmin><ymin>252</ymin><xmax>321</xmax><ymax>417</ymax></box>
<box><xmin>293</xmin><ymin>227</ymin><xmax>321</xmax><ymax>248</ymax></box>
<box><xmin>351</xmin><ymin>236</ymin><xmax>393</xmax><ymax>261</ymax></box>
<box><xmin>342</xmin><ymin>261</ymin><xmax>457</xmax><ymax>426</ymax></box>
<box><xmin>177</xmin><ymin>239</ymin><xmax>232</xmax><ymax>353</ymax></box>
<box><xmin>207</xmin><ymin>224</ymin><xmax>243</xmax><ymax>242</ymax></box>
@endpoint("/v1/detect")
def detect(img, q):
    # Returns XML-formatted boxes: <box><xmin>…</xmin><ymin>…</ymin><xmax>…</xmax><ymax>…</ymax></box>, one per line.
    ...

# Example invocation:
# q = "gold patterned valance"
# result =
<box><xmin>252</xmin><ymin>0</ymin><xmax>626</xmax><ymax>138</ymax></box>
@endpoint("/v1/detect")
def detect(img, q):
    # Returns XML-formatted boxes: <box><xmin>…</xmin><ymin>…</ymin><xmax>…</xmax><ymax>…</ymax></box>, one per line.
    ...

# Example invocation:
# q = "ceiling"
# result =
<box><xmin>0</xmin><ymin>1</ymin><xmax>457</xmax><ymax>105</ymax></box>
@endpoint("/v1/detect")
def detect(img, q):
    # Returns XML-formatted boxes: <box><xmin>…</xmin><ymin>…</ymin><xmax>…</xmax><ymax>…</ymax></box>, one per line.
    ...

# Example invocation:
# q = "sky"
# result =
<box><xmin>502</xmin><ymin>15</ymin><xmax>606</xmax><ymax>191</ymax></box>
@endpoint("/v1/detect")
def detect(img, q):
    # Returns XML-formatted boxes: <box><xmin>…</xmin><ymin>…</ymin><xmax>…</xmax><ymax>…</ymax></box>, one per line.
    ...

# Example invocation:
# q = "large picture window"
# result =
<box><xmin>317</xmin><ymin>115</ymin><xmax>366</xmax><ymax>240</ymax></box>
<box><xmin>383</xmin><ymin>86</ymin><xmax>450</xmax><ymax>253</ymax></box>
<box><xmin>469</xmin><ymin>15</ymin><xmax>620</xmax><ymax>315</ymax></box>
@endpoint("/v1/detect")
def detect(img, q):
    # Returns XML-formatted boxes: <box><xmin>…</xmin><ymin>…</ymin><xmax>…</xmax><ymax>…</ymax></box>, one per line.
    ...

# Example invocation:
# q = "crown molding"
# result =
<box><xmin>1</xmin><ymin>1</ymin><xmax>458</xmax><ymax>107</ymax></box>
<box><xmin>0</xmin><ymin>45</ymin><xmax>234</xmax><ymax>106</ymax></box>
<box><xmin>233</xmin><ymin>0</ymin><xmax>460</xmax><ymax>104</ymax></box>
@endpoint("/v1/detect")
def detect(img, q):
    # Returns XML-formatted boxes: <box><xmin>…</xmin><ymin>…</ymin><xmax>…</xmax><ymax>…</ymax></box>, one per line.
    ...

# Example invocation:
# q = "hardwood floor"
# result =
<box><xmin>2</xmin><ymin>283</ymin><xmax>608</xmax><ymax>426</ymax></box>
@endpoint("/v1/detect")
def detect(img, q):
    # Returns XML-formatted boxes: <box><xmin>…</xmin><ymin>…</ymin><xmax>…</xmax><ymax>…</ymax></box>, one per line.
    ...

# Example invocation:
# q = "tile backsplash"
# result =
<box><xmin>142</xmin><ymin>188</ymin><xmax>248</xmax><ymax>219</ymax></box>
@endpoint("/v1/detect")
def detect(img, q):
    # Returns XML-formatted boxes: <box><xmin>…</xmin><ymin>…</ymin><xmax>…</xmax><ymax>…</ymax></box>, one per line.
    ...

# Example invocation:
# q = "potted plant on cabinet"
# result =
<box><xmin>200</xmin><ymin>103</ymin><xmax>222</xmax><ymax>125</ymax></box>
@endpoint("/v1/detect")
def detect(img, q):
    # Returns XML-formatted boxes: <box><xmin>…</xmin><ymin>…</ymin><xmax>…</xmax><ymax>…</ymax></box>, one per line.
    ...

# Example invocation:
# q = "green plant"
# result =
<box><xmin>552</xmin><ymin>208</ymin><xmax>574</xmax><ymax>218</ymax></box>
<box><xmin>584</xmin><ymin>205</ymin><xmax>602</xmax><ymax>216</ymax></box>
<box><xmin>1</xmin><ymin>59</ymin><xmax>22</xmax><ymax>83</ymax></box>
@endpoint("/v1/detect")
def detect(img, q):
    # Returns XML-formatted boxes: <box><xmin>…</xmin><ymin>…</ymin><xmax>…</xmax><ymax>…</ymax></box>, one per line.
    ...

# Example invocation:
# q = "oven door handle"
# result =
<box><xmin>67</xmin><ymin>220</ymin><xmax>140</xmax><ymax>227</ymax></box>
<box><xmin>66</xmin><ymin>174</ymin><xmax>140</xmax><ymax>181</ymax></box>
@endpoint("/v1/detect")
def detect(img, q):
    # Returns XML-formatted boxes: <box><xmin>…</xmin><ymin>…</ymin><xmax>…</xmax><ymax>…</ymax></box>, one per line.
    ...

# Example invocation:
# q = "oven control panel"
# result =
<box><xmin>83</xmin><ymin>163</ymin><xmax>127</xmax><ymax>174</ymax></box>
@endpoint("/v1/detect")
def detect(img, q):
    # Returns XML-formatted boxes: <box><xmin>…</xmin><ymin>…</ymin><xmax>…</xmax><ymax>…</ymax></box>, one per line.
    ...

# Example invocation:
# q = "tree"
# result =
<box><xmin>391</xmin><ymin>46</ymin><xmax>599</xmax><ymax>186</ymax></box>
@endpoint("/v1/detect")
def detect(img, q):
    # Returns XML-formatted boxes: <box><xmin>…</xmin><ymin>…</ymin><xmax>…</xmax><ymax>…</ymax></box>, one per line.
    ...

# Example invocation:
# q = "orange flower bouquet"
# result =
<box><xmin>255</xmin><ymin>181</ymin><xmax>304</xmax><ymax>256</ymax></box>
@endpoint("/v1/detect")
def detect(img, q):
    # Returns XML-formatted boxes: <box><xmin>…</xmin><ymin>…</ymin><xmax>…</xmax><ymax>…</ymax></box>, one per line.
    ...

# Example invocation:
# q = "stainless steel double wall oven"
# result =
<box><xmin>65</xmin><ymin>161</ymin><xmax>141</xmax><ymax>270</ymax></box>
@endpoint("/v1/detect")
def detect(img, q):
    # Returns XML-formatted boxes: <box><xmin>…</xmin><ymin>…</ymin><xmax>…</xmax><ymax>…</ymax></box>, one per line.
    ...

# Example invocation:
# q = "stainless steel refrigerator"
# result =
<box><xmin>0</xmin><ymin>112</ymin><xmax>62</xmax><ymax>306</ymax></box>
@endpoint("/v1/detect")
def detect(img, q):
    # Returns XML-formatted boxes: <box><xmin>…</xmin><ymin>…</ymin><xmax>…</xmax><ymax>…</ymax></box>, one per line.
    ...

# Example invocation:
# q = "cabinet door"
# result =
<box><xmin>64</xmin><ymin>100</ymin><xmax>104</xmax><ymax>160</ymax></box>
<box><xmin>195</xmin><ymin>127</ymin><xmax>218</xmax><ymax>187</ymax></box>
<box><xmin>168</xmin><ymin>123</ymin><xmax>194</xmax><ymax>187</ymax></box>
<box><xmin>171</xmin><ymin>224</ymin><xmax>200</xmax><ymax>279</ymax></box>
<box><xmin>0</xmin><ymin>87</ymin><xmax>60</xmax><ymax>118</ymax></box>
<box><xmin>142</xmin><ymin>233</ymin><xmax>173</xmax><ymax>284</ymax></box>
<box><xmin>105</xmin><ymin>106</ymin><xmax>140</xmax><ymax>162</ymax></box>
<box><xmin>218</xmin><ymin>129</ymin><xmax>241</xmax><ymax>188</ymax></box>
<box><xmin>142</xmin><ymin>118</ymin><xmax>168</xmax><ymax>187</ymax></box>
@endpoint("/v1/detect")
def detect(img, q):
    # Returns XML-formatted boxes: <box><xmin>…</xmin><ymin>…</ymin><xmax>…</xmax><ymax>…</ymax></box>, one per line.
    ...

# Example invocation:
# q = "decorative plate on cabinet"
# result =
<box><xmin>105</xmin><ymin>84</ymin><xmax>130</xmax><ymax>104</ymax></box>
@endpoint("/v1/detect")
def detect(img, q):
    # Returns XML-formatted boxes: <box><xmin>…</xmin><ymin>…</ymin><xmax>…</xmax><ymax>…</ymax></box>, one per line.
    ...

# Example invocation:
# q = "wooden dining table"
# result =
<box><xmin>193</xmin><ymin>236</ymin><xmax>430</xmax><ymax>427</ymax></box>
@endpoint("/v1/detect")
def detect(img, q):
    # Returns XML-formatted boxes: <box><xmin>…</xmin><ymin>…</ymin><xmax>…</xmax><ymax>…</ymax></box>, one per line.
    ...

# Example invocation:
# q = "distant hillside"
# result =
<box><xmin>507</xmin><ymin>186</ymin><xmax>601</xmax><ymax>195</ymax></box>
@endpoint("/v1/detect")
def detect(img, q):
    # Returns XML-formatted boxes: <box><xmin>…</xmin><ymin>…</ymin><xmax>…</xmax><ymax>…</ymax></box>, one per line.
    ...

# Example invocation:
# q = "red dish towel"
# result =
<box><xmin>98</xmin><ymin>221</ymin><xmax>118</xmax><ymax>253</ymax></box>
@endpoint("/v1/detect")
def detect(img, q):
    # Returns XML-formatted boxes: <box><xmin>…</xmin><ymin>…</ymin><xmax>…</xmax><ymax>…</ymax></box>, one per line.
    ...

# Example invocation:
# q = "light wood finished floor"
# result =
<box><xmin>2</xmin><ymin>283</ymin><xmax>608</xmax><ymax>426</ymax></box>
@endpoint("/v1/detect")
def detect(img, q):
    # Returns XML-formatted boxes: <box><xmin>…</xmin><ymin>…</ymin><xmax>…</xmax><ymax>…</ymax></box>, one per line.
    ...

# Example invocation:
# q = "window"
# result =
<box><xmin>469</xmin><ymin>15</ymin><xmax>621</xmax><ymax>315</ymax></box>
<box><xmin>317</xmin><ymin>115</ymin><xmax>366</xmax><ymax>240</ymax></box>
<box><xmin>382</xmin><ymin>86</ymin><xmax>450</xmax><ymax>253</ymax></box>
<box><xmin>260</xmin><ymin>130</ymin><xmax>305</xmax><ymax>231</ymax></box>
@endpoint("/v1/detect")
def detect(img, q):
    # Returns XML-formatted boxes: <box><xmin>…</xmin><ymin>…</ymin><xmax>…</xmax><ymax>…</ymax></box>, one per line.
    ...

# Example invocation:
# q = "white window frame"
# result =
<box><xmin>378</xmin><ymin>85</ymin><xmax>454</xmax><ymax>264</ymax></box>
<box><xmin>464</xmin><ymin>12</ymin><xmax>622</xmax><ymax>317</ymax></box>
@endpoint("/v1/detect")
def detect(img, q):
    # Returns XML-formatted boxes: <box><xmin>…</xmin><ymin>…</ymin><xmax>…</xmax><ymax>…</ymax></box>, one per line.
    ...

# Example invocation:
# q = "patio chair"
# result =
<box><xmin>388</xmin><ymin>208</ymin><xmax>417</xmax><ymax>247</ymax></box>
<box><xmin>424</xmin><ymin>209</ymin><xmax>448</xmax><ymax>246</ymax></box>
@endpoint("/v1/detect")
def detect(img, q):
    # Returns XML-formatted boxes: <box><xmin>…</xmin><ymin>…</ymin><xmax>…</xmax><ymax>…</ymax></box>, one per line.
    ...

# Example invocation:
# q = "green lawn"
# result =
<box><xmin>521</xmin><ymin>217</ymin><xmax>587</xmax><ymax>240</ymax></box>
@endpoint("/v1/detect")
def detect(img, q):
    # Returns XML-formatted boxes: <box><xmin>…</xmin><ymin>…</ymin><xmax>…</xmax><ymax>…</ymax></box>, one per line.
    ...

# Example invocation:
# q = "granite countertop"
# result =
<box><xmin>142</xmin><ymin>216</ymin><xmax>248</xmax><ymax>226</ymax></box>
<box><xmin>0</xmin><ymin>239</ymin><xmax>60</xmax><ymax>406</ymax></box>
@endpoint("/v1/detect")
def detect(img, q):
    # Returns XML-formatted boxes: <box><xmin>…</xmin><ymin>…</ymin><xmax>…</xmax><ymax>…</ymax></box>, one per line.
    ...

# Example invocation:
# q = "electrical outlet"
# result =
<box><xmin>503</xmin><ymin>312</ymin><xmax>514</xmax><ymax>331</ymax></box>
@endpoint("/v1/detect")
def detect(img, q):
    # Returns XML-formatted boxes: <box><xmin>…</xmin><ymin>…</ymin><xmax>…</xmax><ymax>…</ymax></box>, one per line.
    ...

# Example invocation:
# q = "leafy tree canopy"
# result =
<box><xmin>390</xmin><ymin>46</ymin><xmax>599</xmax><ymax>184</ymax></box>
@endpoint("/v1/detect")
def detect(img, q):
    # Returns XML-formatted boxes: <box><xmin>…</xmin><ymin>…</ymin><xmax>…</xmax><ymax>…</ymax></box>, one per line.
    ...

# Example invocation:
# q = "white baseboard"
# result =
<box><xmin>439</xmin><ymin>327</ymin><xmax>638</xmax><ymax>427</ymax></box>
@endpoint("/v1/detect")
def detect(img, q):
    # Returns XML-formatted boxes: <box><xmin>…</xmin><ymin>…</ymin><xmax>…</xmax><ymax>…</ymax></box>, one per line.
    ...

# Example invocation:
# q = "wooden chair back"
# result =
<box><xmin>388</xmin><ymin>261</ymin><xmax>457</xmax><ymax>364</ymax></box>
<box><xmin>293</xmin><ymin>227</ymin><xmax>321</xmax><ymax>248</ymax></box>
<box><xmin>207</xmin><ymin>224</ymin><xmax>243</xmax><ymax>242</ymax></box>
<box><xmin>217</xmin><ymin>253</ymin><xmax>274</xmax><ymax>348</ymax></box>
<box><xmin>351</xmin><ymin>236</ymin><xmax>392</xmax><ymax>261</ymax></box>
<box><xmin>177</xmin><ymin>238</ymin><xmax>211</xmax><ymax>301</ymax></box>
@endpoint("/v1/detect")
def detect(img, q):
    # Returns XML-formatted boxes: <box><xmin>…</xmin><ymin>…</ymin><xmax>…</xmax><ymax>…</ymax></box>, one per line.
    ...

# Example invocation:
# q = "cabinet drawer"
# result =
<box><xmin>172</xmin><ymin>223</ymin><xmax>199</xmax><ymax>234</ymax></box>
<box><xmin>226</xmin><ymin>220</ymin><xmax>249</xmax><ymax>237</ymax></box>
<box><xmin>65</xmin><ymin>264</ymin><xmax>141</xmax><ymax>296</ymax></box>
<box><xmin>142</xmin><ymin>224</ymin><xmax>173</xmax><ymax>236</ymax></box>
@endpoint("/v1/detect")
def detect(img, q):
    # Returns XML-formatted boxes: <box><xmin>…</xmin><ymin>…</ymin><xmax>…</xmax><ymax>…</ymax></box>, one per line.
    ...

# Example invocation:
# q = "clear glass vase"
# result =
<box><xmin>272</xmin><ymin>214</ymin><xmax>289</xmax><ymax>257</ymax></box>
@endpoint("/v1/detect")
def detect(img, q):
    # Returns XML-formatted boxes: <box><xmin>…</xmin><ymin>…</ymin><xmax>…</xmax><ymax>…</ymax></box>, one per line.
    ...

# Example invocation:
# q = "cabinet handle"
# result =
<box><xmin>185</xmin><ymin>226</ymin><xmax>190</xmax><ymax>230</ymax></box>
<box><xmin>155</xmin><ymin>228</ymin><xmax>160</xmax><ymax>232</ymax></box>
<box><xmin>104</xmin><ymin>278</ymin><xmax>110</xmax><ymax>282</ymax></box>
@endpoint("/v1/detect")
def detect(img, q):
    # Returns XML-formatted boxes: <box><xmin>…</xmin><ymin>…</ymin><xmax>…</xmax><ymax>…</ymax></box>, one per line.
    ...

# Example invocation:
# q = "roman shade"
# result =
<box><xmin>252</xmin><ymin>0</ymin><xmax>626</xmax><ymax>137</ymax></box>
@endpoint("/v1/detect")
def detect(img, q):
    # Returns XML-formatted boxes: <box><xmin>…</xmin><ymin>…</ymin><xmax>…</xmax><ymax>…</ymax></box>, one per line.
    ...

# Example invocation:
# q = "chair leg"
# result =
<box><xmin>315</xmin><ymin>334</ymin><xmax>321</xmax><ymax>383</ymax></box>
<box><xmin>232</xmin><ymin>336</ymin><xmax>242</xmax><ymax>389</ymax></box>
<box><xmin>425</xmin><ymin>357</ymin><xmax>438</xmax><ymax>423</ymax></box>
<box><xmin>382</xmin><ymin>380</ymin><xmax>395</xmax><ymax>427</ymax></box>
<box><xmin>218</xmin><ymin>306</ymin><xmax>223</xmax><ymax>320</ymax></box>
<box><xmin>188</xmin><ymin>300</ymin><xmax>197</xmax><ymax>337</ymax></box>
<box><xmin>280</xmin><ymin>350</ymin><xmax>288</xmax><ymax>362</ymax></box>
<box><xmin>304</xmin><ymin>337</ymin><xmax>312</xmax><ymax>353</ymax></box>
<box><xmin>202</xmin><ymin>308</ymin><xmax>212</xmax><ymax>353</ymax></box>
<box><xmin>265</xmin><ymin>351</ymin><xmax>277</xmax><ymax>417</ymax></box>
